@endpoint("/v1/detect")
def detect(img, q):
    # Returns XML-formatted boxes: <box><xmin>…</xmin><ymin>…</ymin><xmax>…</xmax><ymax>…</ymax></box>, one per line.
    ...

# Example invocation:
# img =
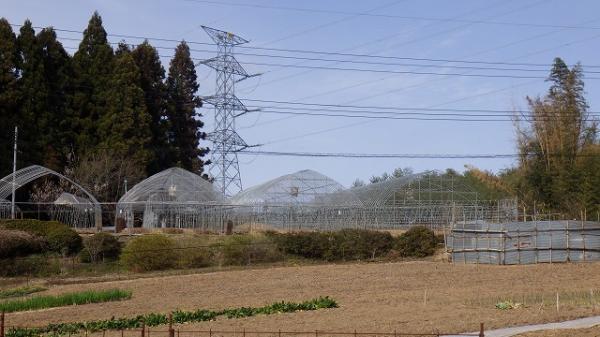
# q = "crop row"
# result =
<box><xmin>0</xmin><ymin>289</ymin><xmax>132</xmax><ymax>313</ymax></box>
<box><xmin>6</xmin><ymin>296</ymin><xmax>338</xmax><ymax>337</ymax></box>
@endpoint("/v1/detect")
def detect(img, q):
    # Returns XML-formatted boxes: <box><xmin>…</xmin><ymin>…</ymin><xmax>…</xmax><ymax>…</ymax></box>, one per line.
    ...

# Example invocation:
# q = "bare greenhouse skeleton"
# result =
<box><xmin>0</xmin><ymin>165</ymin><xmax>517</xmax><ymax>232</ymax></box>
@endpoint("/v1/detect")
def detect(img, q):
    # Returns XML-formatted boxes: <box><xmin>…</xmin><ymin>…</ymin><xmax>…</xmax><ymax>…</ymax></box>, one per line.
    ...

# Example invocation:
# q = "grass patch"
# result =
<box><xmin>7</xmin><ymin>297</ymin><xmax>338</xmax><ymax>336</ymax></box>
<box><xmin>0</xmin><ymin>289</ymin><xmax>132</xmax><ymax>313</ymax></box>
<box><xmin>0</xmin><ymin>285</ymin><xmax>47</xmax><ymax>300</ymax></box>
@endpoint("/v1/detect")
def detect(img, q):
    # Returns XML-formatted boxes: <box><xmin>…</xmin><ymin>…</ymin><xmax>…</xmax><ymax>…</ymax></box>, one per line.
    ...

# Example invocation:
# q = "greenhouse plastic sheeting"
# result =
<box><xmin>448</xmin><ymin>220</ymin><xmax>600</xmax><ymax>265</ymax></box>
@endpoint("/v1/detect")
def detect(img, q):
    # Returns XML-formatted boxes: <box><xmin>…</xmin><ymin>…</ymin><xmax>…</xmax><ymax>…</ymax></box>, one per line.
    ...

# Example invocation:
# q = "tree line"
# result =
<box><xmin>0</xmin><ymin>12</ymin><xmax>209</xmax><ymax>194</ymax></box>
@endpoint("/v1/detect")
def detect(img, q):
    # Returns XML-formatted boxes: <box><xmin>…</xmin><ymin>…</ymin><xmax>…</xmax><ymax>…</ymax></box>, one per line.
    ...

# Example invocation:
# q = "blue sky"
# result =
<box><xmin>4</xmin><ymin>0</ymin><xmax>600</xmax><ymax>188</ymax></box>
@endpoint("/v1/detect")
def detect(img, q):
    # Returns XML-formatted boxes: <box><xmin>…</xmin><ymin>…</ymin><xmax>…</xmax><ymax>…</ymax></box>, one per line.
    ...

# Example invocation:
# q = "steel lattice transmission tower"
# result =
<box><xmin>199</xmin><ymin>26</ymin><xmax>260</xmax><ymax>198</ymax></box>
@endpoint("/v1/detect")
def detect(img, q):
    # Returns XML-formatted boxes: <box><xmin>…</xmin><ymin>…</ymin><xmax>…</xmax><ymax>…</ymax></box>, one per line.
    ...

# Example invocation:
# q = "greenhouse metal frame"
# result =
<box><xmin>0</xmin><ymin>165</ymin><xmax>102</xmax><ymax>229</ymax></box>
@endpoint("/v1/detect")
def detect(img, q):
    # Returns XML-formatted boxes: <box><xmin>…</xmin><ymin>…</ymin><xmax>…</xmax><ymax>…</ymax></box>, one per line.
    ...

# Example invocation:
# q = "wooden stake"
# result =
<box><xmin>0</xmin><ymin>311</ymin><xmax>4</xmax><ymax>337</ymax></box>
<box><xmin>556</xmin><ymin>292</ymin><xmax>560</xmax><ymax>312</ymax></box>
<box><xmin>479</xmin><ymin>323</ymin><xmax>485</xmax><ymax>337</ymax></box>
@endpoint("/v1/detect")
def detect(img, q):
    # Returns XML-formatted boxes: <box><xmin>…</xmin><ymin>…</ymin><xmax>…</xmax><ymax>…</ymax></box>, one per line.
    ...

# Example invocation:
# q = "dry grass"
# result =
<box><xmin>5</xmin><ymin>261</ymin><xmax>600</xmax><ymax>334</ymax></box>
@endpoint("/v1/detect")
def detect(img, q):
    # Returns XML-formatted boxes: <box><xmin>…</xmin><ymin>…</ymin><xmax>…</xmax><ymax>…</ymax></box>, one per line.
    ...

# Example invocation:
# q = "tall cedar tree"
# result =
<box><xmin>36</xmin><ymin>27</ymin><xmax>74</xmax><ymax>170</ymax></box>
<box><xmin>518</xmin><ymin>57</ymin><xmax>599</xmax><ymax>214</ymax></box>
<box><xmin>71</xmin><ymin>12</ymin><xmax>114</xmax><ymax>153</ymax></box>
<box><xmin>98</xmin><ymin>44</ymin><xmax>152</xmax><ymax>170</ymax></box>
<box><xmin>16</xmin><ymin>20</ymin><xmax>47</xmax><ymax>169</ymax></box>
<box><xmin>0</xmin><ymin>19</ymin><xmax>19</xmax><ymax>177</ymax></box>
<box><xmin>132</xmin><ymin>41</ymin><xmax>171</xmax><ymax>174</ymax></box>
<box><xmin>166</xmin><ymin>41</ymin><xmax>209</xmax><ymax>177</ymax></box>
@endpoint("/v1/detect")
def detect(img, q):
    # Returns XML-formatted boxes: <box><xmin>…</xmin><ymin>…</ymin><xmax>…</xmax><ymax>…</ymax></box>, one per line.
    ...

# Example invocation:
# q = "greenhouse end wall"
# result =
<box><xmin>449</xmin><ymin>220</ymin><xmax>600</xmax><ymax>264</ymax></box>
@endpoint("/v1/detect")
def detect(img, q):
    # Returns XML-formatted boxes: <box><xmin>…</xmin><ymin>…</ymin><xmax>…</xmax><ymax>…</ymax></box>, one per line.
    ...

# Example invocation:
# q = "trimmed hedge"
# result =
<box><xmin>120</xmin><ymin>234</ymin><xmax>178</xmax><ymax>272</ymax></box>
<box><xmin>0</xmin><ymin>219</ymin><xmax>82</xmax><ymax>255</ymax></box>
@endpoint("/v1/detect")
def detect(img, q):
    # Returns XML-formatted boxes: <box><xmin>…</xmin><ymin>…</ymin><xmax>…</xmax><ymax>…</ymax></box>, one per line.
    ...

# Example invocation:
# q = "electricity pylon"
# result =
<box><xmin>199</xmin><ymin>26</ymin><xmax>260</xmax><ymax>198</ymax></box>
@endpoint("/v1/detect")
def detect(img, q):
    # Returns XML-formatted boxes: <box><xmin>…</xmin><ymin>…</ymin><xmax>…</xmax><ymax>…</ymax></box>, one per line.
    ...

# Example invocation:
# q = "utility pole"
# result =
<box><xmin>11</xmin><ymin>126</ymin><xmax>17</xmax><ymax>219</ymax></box>
<box><xmin>199</xmin><ymin>26</ymin><xmax>260</xmax><ymax>198</ymax></box>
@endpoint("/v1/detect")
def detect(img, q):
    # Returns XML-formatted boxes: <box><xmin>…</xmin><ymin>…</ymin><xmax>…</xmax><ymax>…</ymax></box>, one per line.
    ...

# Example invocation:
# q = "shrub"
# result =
<box><xmin>120</xmin><ymin>234</ymin><xmax>178</xmax><ymax>272</ymax></box>
<box><xmin>80</xmin><ymin>233</ymin><xmax>122</xmax><ymax>263</ymax></box>
<box><xmin>394</xmin><ymin>226</ymin><xmax>438</xmax><ymax>257</ymax></box>
<box><xmin>176</xmin><ymin>235</ymin><xmax>213</xmax><ymax>269</ymax></box>
<box><xmin>267</xmin><ymin>231</ymin><xmax>330</xmax><ymax>259</ymax></box>
<box><xmin>268</xmin><ymin>229</ymin><xmax>394</xmax><ymax>261</ymax></box>
<box><xmin>328</xmin><ymin>229</ymin><xmax>394</xmax><ymax>260</ymax></box>
<box><xmin>0</xmin><ymin>230</ymin><xmax>46</xmax><ymax>258</ymax></box>
<box><xmin>161</xmin><ymin>228</ymin><xmax>184</xmax><ymax>234</ymax></box>
<box><xmin>215</xmin><ymin>234</ymin><xmax>281</xmax><ymax>266</ymax></box>
<box><xmin>0</xmin><ymin>255</ymin><xmax>61</xmax><ymax>277</ymax></box>
<box><xmin>0</xmin><ymin>219</ymin><xmax>82</xmax><ymax>255</ymax></box>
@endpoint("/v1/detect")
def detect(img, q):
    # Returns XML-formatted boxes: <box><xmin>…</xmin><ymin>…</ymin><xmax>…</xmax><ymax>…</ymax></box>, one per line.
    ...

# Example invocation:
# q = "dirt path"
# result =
<box><xmin>444</xmin><ymin>315</ymin><xmax>600</xmax><ymax>337</ymax></box>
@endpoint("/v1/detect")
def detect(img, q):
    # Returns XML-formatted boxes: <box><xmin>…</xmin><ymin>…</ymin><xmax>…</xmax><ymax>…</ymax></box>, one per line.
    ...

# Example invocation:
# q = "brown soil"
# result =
<box><xmin>5</xmin><ymin>261</ymin><xmax>600</xmax><ymax>334</ymax></box>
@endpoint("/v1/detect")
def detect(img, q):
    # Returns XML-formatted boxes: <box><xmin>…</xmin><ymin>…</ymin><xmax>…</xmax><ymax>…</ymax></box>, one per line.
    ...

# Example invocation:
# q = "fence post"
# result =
<box><xmin>1</xmin><ymin>311</ymin><xmax>4</xmax><ymax>337</ymax></box>
<box><xmin>479</xmin><ymin>323</ymin><xmax>484</xmax><ymax>337</ymax></box>
<box><xmin>141</xmin><ymin>322</ymin><xmax>145</xmax><ymax>337</ymax></box>
<box><xmin>168</xmin><ymin>313</ymin><xmax>174</xmax><ymax>337</ymax></box>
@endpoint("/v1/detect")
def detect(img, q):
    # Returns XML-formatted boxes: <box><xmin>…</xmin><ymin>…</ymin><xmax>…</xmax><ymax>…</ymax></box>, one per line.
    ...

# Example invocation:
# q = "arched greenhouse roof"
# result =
<box><xmin>118</xmin><ymin>167</ymin><xmax>223</xmax><ymax>206</ymax></box>
<box><xmin>230</xmin><ymin>169</ymin><xmax>348</xmax><ymax>205</ymax></box>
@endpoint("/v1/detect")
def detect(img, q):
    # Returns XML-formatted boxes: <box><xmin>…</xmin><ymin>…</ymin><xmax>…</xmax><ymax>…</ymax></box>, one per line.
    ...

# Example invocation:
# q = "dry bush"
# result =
<box><xmin>120</xmin><ymin>234</ymin><xmax>178</xmax><ymax>272</ymax></box>
<box><xmin>175</xmin><ymin>235</ymin><xmax>213</xmax><ymax>269</ymax></box>
<box><xmin>0</xmin><ymin>219</ymin><xmax>82</xmax><ymax>255</ymax></box>
<box><xmin>80</xmin><ymin>232</ymin><xmax>122</xmax><ymax>263</ymax></box>
<box><xmin>0</xmin><ymin>229</ymin><xmax>46</xmax><ymax>258</ymax></box>
<box><xmin>161</xmin><ymin>228</ymin><xmax>184</xmax><ymax>234</ymax></box>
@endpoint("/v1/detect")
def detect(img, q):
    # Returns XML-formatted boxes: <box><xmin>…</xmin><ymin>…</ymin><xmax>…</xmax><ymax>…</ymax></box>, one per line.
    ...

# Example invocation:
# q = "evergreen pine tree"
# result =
<box><xmin>132</xmin><ymin>40</ymin><xmax>171</xmax><ymax>174</ymax></box>
<box><xmin>0</xmin><ymin>18</ymin><xmax>19</xmax><ymax>176</ymax></box>
<box><xmin>98</xmin><ymin>46</ymin><xmax>152</xmax><ymax>168</ymax></box>
<box><xmin>71</xmin><ymin>11</ymin><xmax>114</xmax><ymax>153</ymax></box>
<box><xmin>165</xmin><ymin>41</ymin><xmax>209</xmax><ymax>176</ymax></box>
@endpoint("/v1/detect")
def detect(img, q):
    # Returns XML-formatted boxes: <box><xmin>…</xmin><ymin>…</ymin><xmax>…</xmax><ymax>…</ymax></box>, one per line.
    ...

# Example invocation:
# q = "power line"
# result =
<box><xmin>237</xmin><ymin>150</ymin><xmax>518</xmax><ymax>159</ymax></box>
<box><xmin>239</xmin><ymin>61</ymin><xmax>600</xmax><ymax>80</ymax></box>
<box><xmin>12</xmin><ymin>22</ymin><xmax>600</xmax><ymax>69</ymax></box>
<box><xmin>250</xmin><ymin>109</ymin><xmax>599</xmax><ymax>123</ymax></box>
<box><xmin>237</xmin><ymin>150</ymin><xmax>600</xmax><ymax>159</ymax></box>
<box><xmin>59</xmin><ymin>36</ymin><xmax>599</xmax><ymax>74</ymax></box>
<box><xmin>244</xmin><ymin>99</ymin><xmax>600</xmax><ymax>115</ymax></box>
<box><xmin>60</xmin><ymin>45</ymin><xmax>577</xmax><ymax>81</ymax></box>
<box><xmin>183</xmin><ymin>0</ymin><xmax>600</xmax><ymax>31</ymax></box>
<box><xmin>255</xmin><ymin>16</ymin><xmax>600</xmax><ymax>142</ymax></box>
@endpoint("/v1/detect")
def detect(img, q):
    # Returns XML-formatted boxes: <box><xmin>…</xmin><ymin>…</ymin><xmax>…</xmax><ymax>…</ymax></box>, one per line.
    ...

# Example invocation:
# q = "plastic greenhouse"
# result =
<box><xmin>117</xmin><ymin>167</ymin><xmax>224</xmax><ymax>229</ymax></box>
<box><xmin>230</xmin><ymin>169</ymin><xmax>346</xmax><ymax>205</ymax></box>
